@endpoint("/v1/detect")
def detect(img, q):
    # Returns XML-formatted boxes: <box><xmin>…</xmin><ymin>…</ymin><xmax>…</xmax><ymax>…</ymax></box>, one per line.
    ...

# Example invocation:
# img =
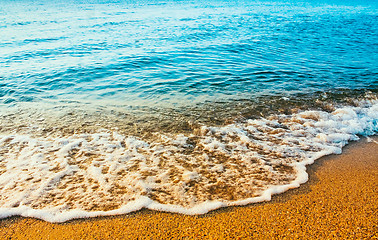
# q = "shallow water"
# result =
<box><xmin>0</xmin><ymin>0</ymin><xmax>377</xmax><ymax>222</ymax></box>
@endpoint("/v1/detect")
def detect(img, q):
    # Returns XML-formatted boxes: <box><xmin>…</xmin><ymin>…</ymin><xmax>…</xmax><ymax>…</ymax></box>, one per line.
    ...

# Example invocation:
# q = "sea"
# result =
<box><xmin>0</xmin><ymin>0</ymin><xmax>377</xmax><ymax>222</ymax></box>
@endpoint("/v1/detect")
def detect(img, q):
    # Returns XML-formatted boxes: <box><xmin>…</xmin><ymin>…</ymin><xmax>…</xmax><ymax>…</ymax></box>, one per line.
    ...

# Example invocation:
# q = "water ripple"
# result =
<box><xmin>0</xmin><ymin>0</ymin><xmax>377</xmax><ymax>107</ymax></box>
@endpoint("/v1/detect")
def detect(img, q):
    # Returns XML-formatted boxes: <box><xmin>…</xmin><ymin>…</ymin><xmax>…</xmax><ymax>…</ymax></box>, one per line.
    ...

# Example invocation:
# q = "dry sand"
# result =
<box><xmin>0</xmin><ymin>137</ymin><xmax>377</xmax><ymax>239</ymax></box>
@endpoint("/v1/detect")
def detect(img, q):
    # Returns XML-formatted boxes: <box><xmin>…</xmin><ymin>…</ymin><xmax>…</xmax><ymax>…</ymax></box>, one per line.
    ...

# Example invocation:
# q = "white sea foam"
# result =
<box><xmin>0</xmin><ymin>101</ymin><xmax>377</xmax><ymax>222</ymax></box>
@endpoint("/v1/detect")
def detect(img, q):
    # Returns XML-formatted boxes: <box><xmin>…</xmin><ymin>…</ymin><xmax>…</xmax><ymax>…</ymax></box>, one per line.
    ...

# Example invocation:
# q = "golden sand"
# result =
<box><xmin>0</xmin><ymin>137</ymin><xmax>377</xmax><ymax>239</ymax></box>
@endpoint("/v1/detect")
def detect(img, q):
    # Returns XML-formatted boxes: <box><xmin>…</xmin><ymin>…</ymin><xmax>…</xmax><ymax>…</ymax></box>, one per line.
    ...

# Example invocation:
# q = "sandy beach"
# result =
<box><xmin>1</xmin><ymin>0</ymin><xmax>377</xmax><ymax>238</ymax></box>
<box><xmin>0</xmin><ymin>136</ymin><xmax>377</xmax><ymax>239</ymax></box>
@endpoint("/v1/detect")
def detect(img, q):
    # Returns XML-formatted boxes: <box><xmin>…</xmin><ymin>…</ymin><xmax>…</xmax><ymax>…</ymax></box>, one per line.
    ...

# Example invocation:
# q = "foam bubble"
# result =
<box><xmin>0</xmin><ymin>101</ymin><xmax>377</xmax><ymax>222</ymax></box>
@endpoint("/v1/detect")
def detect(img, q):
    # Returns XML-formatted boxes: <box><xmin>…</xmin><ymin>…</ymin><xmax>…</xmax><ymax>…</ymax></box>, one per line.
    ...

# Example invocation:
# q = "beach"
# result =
<box><xmin>1</xmin><ymin>136</ymin><xmax>376</xmax><ymax>239</ymax></box>
<box><xmin>1</xmin><ymin>0</ymin><xmax>377</xmax><ymax>238</ymax></box>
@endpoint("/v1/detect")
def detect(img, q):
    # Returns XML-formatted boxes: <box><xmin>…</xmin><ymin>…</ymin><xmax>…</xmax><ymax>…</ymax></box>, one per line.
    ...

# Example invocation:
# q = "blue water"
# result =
<box><xmin>1</xmin><ymin>0</ymin><xmax>377</xmax><ymax>108</ymax></box>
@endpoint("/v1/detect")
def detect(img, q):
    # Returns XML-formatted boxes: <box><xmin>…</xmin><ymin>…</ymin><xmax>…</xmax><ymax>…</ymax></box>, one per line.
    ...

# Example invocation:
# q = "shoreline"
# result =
<box><xmin>0</xmin><ymin>136</ymin><xmax>377</xmax><ymax>239</ymax></box>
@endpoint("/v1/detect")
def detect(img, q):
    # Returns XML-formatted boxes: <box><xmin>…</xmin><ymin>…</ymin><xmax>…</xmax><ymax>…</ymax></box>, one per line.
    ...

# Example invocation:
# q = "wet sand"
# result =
<box><xmin>0</xmin><ymin>137</ymin><xmax>377</xmax><ymax>239</ymax></box>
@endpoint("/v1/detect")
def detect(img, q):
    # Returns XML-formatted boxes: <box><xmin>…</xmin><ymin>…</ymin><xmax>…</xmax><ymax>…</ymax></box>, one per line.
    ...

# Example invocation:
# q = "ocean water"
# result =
<box><xmin>0</xmin><ymin>0</ymin><xmax>377</xmax><ymax>222</ymax></box>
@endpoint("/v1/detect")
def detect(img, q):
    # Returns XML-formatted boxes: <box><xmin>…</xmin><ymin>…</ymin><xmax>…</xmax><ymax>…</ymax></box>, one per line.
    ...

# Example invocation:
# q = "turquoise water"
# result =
<box><xmin>0</xmin><ymin>0</ymin><xmax>377</xmax><ymax>222</ymax></box>
<box><xmin>1</xmin><ymin>0</ymin><xmax>377</xmax><ymax>108</ymax></box>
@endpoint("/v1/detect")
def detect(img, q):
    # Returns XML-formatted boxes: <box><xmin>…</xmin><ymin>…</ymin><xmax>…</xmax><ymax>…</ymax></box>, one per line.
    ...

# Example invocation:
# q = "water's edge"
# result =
<box><xmin>0</xmin><ymin>100</ymin><xmax>376</xmax><ymax>222</ymax></box>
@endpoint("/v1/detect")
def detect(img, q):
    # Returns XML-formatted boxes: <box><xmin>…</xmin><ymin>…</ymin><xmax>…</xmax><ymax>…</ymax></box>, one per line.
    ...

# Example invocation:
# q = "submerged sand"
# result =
<box><xmin>0</xmin><ymin>137</ymin><xmax>377</xmax><ymax>239</ymax></box>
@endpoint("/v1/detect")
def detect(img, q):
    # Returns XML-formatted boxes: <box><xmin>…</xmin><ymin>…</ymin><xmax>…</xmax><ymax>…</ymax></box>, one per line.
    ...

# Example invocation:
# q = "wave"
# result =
<box><xmin>0</xmin><ymin>100</ymin><xmax>377</xmax><ymax>222</ymax></box>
